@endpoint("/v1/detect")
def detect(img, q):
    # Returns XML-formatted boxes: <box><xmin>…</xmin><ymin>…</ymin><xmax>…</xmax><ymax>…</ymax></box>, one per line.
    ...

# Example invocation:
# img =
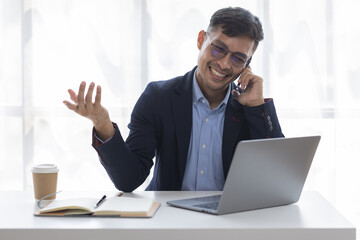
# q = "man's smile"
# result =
<box><xmin>209</xmin><ymin>66</ymin><xmax>230</xmax><ymax>80</ymax></box>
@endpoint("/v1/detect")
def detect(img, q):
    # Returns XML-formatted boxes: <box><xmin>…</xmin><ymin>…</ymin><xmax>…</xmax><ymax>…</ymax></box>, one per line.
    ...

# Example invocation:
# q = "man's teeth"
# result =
<box><xmin>210</xmin><ymin>67</ymin><xmax>226</xmax><ymax>78</ymax></box>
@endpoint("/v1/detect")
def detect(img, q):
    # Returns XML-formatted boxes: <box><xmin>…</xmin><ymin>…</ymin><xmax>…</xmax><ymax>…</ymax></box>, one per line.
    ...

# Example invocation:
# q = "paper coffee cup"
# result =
<box><xmin>32</xmin><ymin>164</ymin><xmax>59</xmax><ymax>200</ymax></box>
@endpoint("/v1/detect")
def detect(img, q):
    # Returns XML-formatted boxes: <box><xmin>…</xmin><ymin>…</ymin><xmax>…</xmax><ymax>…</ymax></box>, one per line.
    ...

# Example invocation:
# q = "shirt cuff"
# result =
<box><xmin>92</xmin><ymin>122</ymin><xmax>116</xmax><ymax>146</ymax></box>
<box><xmin>94</xmin><ymin>132</ymin><xmax>113</xmax><ymax>144</ymax></box>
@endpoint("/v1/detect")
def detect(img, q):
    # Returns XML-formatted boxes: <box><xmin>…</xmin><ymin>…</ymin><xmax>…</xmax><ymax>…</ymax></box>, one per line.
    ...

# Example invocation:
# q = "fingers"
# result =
<box><xmin>68</xmin><ymin>89</ymin><xmax>78</xmax><ymax>103</ymax></box>
<box><xmin>77</xmin><ymin>81</ymin><xmax>86</xmax><ymax>111</ymax></box>
<box><xmin>94</xmin><ymin>85</ymin><xmax>102</xmax><ymax>107</ymax></box>
<box><xmin>63</xmin><ymin>100</ymin><xmax>78</xmax><ymax>111</ymax></box>
<box><xmin>85</xmin><ymin>82</ymin><xmax>95</xmax><ymax>103</ymax></box>
<box><xmin>231</xmin><ymin>89</ymin><xmax>240</xmax><ymax>99</ymax></box>
<box><xmin>64</xmin><ymin>81</ymin><xmax>103</xmax><ymax>112</ymax></box>
<box><xmin>238</xmin><ymin>68</ymin><xmax>262</xmax><ymax>90</ymax></box>
<box><xmin>239</xmin><ymin>69</ymin><xmax>252</xmax><ymax>90</ymax></box>
<box><xmin>235</xmin><ymin>68</ymin><xmax>264</xmax><ymax>107</ymax></box>
<box><xmin>85</xmin><ymin>82</ymin><xmax>96</xmax><ymax>111</ymax></box>
<box><xmin>237</xmin><ymin>68</ymin><xmax>250</xmax><ymax>88</ymax></box>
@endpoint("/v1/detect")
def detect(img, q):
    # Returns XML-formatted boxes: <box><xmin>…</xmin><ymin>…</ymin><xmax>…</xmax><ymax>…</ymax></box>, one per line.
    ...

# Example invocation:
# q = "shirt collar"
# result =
<box><xmin>192</xmin><ymin>70</ymin><xmax>231</xmax><ymax>109</ymax></box>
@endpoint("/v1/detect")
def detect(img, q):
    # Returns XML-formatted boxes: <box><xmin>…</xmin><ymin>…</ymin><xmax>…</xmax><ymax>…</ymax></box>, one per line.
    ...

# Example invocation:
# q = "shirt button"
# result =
<box><xmin>205</xmin><ymin>118</ymin><xmax>208</xmax><ymax>122</ymax></box>
<box><xmin>202</xmin><ymin>144</ymin><xmax>206</xmax><ymax>149</ymax></box>
<box><xmin>200</xmin><ymin>170</ymin><xmax>204</xmax><ymax>175</ymax></box>
<box><xmin>202</xmin><ymin>99</ymin><xmax>206</xmax><ymax>103</ymax></box>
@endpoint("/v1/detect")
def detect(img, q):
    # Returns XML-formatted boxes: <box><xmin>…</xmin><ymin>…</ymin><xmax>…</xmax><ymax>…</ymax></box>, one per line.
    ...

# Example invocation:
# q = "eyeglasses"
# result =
<box><xmin>207</xmin><ymin>34</ymin><xmax>250</xmax><ymax>68</ymax></box>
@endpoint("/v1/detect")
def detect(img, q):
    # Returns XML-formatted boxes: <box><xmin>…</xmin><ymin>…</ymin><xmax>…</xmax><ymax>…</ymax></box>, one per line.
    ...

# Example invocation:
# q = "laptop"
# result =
<box><xmin>167</xmin><ymin>135</ymin><xmax>321</xmax><ymax>215</ymax></box>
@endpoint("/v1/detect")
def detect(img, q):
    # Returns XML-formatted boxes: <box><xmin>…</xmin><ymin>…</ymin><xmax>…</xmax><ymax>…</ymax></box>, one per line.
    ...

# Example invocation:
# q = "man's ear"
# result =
<box><xmin>197</xmin><ymin>30</ymin><xmax>206</xmax><ymax>50</ymax></box>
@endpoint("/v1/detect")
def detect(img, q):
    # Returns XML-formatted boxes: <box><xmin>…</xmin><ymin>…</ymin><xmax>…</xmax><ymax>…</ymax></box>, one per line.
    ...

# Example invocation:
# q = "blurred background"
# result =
<box><xmin>0</xmin><ymin>0</ymin><xmax>359</xmax><ymax>235</ymax></box>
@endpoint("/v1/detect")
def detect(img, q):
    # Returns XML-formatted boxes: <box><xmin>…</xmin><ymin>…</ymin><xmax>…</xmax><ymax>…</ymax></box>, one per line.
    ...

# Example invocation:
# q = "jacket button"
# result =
<box><xmin>267</xmin><ymin>116</ymin><xmax>273</xmax><ymax>131</ymax></box>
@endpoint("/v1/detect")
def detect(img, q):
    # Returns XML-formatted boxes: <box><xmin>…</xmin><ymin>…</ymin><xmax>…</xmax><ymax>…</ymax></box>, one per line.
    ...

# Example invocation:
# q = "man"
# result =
<box><xmin>63</xmin><ymin>7</ymin><xmax>284</xmax><ymax>192</ymax></box>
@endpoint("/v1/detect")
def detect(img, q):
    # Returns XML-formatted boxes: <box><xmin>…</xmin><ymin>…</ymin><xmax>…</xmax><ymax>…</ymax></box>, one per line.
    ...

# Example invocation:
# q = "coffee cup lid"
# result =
<box><xmin>31</xmin><ymin>164</ymin><xmax>59</xmax><ymax>173</ymax></box>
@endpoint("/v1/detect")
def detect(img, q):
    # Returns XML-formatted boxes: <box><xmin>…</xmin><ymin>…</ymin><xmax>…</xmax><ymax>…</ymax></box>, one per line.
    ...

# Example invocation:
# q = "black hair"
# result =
<box><xmin>207</xmin><ymin>7</ymin><xmax>264</xmax><ymax>52</ymax></box>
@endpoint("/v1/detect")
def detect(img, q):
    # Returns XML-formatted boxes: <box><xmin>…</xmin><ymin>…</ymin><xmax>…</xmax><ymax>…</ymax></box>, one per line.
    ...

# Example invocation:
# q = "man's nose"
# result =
<box><xmin>216</xmin><ymin>53</ymin><xmax>232</xmax><ymax>70</ymax></box>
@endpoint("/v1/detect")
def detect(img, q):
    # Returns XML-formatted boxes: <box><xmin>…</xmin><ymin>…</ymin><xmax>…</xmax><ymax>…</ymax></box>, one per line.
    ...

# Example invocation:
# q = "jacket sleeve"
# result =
<box><xmin>243</xmin><ymin>98</ymin><xmax>284</xmax><ymax>139</ymax></box>
<box><xmin>92</xmin><ymin>83</ymin><xmax>158</xmax><ymax>192</ymax></box>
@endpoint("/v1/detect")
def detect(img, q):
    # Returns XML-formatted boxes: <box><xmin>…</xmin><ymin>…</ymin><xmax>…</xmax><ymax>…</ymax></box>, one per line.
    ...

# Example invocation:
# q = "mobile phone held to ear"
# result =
<box><xmin>233</xmin><ymin>57</ymin><xmax>252</xmax><ymax>96</ymax></box>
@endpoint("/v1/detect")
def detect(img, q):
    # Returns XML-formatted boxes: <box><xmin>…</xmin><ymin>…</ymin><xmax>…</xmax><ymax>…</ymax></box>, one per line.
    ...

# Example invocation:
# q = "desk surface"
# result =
<box><xmin>0</xmin><ymin>191</ymin><xmax>355</xmax><ymax>240</ymax></box>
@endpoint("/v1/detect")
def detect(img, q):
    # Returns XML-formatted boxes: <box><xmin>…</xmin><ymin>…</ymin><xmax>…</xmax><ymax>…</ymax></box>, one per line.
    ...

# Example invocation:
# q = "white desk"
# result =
<box><xmin>0</xmin><ymin>191</ymin><xmax>355</xmax><ymax>240</ymax></box>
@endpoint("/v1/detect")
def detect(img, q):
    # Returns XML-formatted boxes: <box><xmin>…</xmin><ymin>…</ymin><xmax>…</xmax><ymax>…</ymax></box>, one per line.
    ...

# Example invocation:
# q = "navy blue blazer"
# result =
<box><xmin>92</xmin><ymin>67</ymin><xmax>284</xmax><ymax>192</ymax></box>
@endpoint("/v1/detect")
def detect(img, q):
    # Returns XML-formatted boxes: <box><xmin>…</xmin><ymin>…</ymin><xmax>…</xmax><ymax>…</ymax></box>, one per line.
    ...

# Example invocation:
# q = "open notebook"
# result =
<box><xmin>34</xmin><ymin>194</ymin><xmax>160</xmax><ymax>218</ymax></box>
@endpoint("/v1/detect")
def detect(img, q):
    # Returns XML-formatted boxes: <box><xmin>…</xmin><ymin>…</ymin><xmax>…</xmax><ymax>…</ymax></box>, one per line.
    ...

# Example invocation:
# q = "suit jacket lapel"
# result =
<box><xmin>222</xmin><ymin>83</ymin><xmax>244</xmax><ymax>179</ymax></box>
<box><xmin>172</xmin><ymin>67</ymin><xmax>195</xmax><ymax>184</ymax></box>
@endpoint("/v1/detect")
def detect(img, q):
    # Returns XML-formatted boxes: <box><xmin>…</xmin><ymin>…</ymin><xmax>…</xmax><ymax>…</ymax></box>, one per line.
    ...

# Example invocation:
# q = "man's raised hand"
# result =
<box><xmin>63</xmin><ymin>81</ymin><xmax>114</xmax><ymax>141</ymax></box>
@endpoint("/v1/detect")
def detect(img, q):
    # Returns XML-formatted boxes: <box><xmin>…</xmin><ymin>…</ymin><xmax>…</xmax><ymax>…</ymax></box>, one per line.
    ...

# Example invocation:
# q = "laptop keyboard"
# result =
<box><xmin>191</xmin><ymin>195</ymin><xmax>221</xmax><ymax>210</ymax></box>
<box><xmin>194</xmin><ymin>201</ymin><xmax>219</xmax><ymax>210</ymax></box>
<box><xmin>191</xmin><ymin>195</ymin><xmax>221</xmax><ymax>202</ymax></box>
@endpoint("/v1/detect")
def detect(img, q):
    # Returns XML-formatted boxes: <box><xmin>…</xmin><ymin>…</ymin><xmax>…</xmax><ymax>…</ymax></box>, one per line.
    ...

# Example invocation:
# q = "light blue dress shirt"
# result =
<box><xmin>181</xmin><ymin>71</ymin><xmax>230</xmax><ymax>190</ymax></box>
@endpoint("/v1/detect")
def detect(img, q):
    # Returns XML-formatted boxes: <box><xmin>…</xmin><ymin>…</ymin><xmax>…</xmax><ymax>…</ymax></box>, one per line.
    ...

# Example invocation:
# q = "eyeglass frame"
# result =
<box><xmin>206</xmin><ymin>32</ymin><xmax>252</xmax><ymax>68</ymax></box>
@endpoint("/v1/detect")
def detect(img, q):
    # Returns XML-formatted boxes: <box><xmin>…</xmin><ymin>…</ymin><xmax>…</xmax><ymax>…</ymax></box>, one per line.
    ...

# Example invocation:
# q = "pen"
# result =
<box><xmin>94</xmin><ymin>195</ymin><xmax>107</xmax><ymax>209</ymax></box>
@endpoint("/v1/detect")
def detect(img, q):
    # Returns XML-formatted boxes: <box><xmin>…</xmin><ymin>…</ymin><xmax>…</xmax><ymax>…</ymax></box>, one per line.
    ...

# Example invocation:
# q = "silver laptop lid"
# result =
<box><xmin>217</xmin><ymin>135</ymin><xmax>320</xmax><ymax>214</ymax></box>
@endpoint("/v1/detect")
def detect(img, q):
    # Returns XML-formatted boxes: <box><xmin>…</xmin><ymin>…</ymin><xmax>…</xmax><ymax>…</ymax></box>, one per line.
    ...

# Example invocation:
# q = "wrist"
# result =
<box><xmin>245</xmin><ymin>99</ymin><xmax>265</xmax><ymax>107</ymax></box>
<box><xmin>93</xmin><ymin>118</ymin><xmax>114</xmax><ymax>141</ymax></box>
<box><xmin>240</xmin><ymin>96</ymin><xmax>264</xmax><ymax>107</ymax></box>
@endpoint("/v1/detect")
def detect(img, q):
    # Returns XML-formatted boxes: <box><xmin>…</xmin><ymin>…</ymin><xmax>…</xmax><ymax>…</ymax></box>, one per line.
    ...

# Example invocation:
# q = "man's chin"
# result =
<box><xmin>209</xmin><ymin>74</ymin><xmax>234</xmax><ymax>88</ymax></box>
<box><xmin>207</xmin><ymin>80</ymin><xmax>232</xmax><ymax>93</ymax></box>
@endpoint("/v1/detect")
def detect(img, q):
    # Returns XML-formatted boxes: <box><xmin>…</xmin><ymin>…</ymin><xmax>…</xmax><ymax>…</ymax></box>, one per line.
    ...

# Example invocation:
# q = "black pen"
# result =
<box><xmin>94</xmin><ymin>195</ymin><xmax>107</xmax><ymax>209</ymax></box>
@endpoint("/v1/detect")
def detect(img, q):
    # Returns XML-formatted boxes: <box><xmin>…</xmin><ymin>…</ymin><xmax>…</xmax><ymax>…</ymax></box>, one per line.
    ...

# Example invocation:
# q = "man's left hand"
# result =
<box><xmin>232</xmin><ymin>67</ymin><xmax>265</xmax><ymax>107</ymax></box>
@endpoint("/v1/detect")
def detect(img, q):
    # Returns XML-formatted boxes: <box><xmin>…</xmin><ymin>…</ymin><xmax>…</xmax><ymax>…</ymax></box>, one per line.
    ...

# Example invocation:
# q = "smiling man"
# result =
<box><xmin>64</xmin><ymin>7</ymin><xmax>284</xmax><ymax>192</ymax></box>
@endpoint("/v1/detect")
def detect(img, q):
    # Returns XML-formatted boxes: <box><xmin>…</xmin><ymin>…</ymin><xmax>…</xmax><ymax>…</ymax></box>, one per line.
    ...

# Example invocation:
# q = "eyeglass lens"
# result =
<box><xmin>210</xmin><ymin>43</ymin><xmax>247</xmax><ymax>68</ymax></box>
